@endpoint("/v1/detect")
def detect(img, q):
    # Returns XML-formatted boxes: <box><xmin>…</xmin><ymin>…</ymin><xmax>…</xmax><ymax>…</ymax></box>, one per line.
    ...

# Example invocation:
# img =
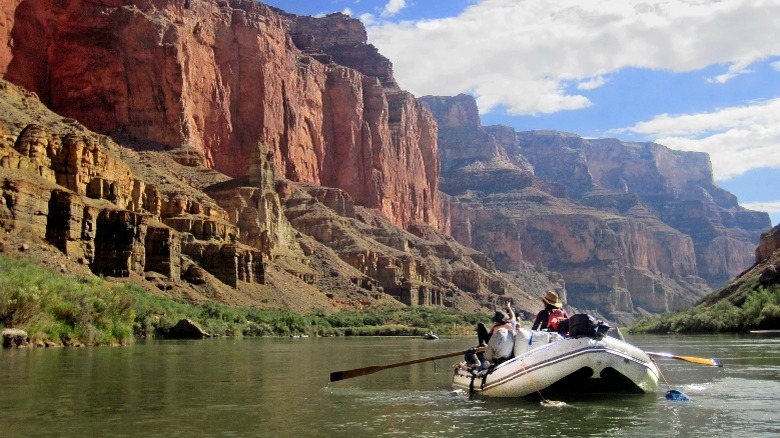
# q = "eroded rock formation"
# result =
<box><xmin>423</xmin><ymin>94</ymin><xmax>770</xmax><ymax>322</ymax></box>
<box><xmin>0</xmin><ymin>74</ymin><xmax>544</xmax><ymax>314</ymax></box>
<box><xmin>0</xmin><ymin>80</ymin><xmax>265</xmax><ymax>295</ymax></box>
<box><xmin>1</xmin><ymin>0</ymin><xmax>441</xmax><ymax>232</ymax></box>
<box><xmin>757</xmin><ymin>225</ymin><xmax>780</xmax><ymax>264</ymax></box>
<box><xmin>0</xmin><ymin>0</ymin><xmax>769</xmax><ymax>323</ymax></box>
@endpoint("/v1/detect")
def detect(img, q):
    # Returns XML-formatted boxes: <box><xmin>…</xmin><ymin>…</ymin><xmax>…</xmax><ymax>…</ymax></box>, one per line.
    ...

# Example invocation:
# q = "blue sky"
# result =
<box><xmin>263</xmin><ymin>0</ymin><xmax>780</xmax><ymax>227</ymax></box>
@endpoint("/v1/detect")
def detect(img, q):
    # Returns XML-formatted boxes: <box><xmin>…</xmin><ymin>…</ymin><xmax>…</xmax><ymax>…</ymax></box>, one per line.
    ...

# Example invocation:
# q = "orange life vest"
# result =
<box><xmin>548</xmin><ymin>309</ymin><xmax>566</xmax><ymax>331</ymax></box>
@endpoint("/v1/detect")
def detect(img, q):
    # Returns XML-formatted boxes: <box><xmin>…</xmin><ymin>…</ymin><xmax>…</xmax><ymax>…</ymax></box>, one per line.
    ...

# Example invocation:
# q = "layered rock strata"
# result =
<box><xmin>280</xmin><ymin>181</ymin><xmax>521</xmax><ymax>308</ymax></box>
<box><xmin>757</xmin><ymin>225</ymin><xmax>780</xmax><ymax>264</ymax></box>
<box><xmin>0</xmin><ymin>75</ymin><xmax>548</xmax><ymax>314</ymax></box>
<box><xmin>424</xmin><ymin>94</ymin><xmax>770</xmax><ymax>321</ymax></box>
<box><xmin>516</xmin><ymin>130</ymin><xmax>770</xmax><ymax>287</ymax></box>
<box><xmin>0</xmin><ymin>0</ymin><xmax>768</xmax><ymax>322</ymax></box>
<box><xmin>0</xmin><ymin>80</ymin><xmax>263</xmax><ymax>294</ymax></box>
<box><xmin>0</xmin><ymin>0</ymin><xmax>441</xmax><ymax>232</ymax></box>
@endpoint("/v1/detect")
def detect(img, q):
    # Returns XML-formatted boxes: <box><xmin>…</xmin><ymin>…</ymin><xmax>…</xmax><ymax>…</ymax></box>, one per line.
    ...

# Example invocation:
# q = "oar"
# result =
<box><xmin>645</xmin><ymin>351</ymin><xmax>722</xmax><ymax>367</ymax></box>
<box><xmin>330</xmin><ymin>347</ymin><xmax>484</xmax><ymax>382</ymax></box>
<box><xmin>648</xmin><ymin>355</ymin><xmax>692</xmax><ymax>401</ymax></box>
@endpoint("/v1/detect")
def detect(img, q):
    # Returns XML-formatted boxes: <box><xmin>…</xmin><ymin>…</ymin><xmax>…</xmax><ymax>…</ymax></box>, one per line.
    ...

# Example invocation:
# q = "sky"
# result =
<box><xmin>263</xmin><ymin>0</ymin><xmax>780</xmax><ymax>227</ymax></box>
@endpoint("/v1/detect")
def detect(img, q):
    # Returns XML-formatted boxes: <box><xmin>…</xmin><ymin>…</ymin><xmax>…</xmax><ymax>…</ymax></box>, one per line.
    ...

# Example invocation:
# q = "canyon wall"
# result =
<box><xmin>423</xmin><ymin>95</ymin><xmax>770</xmax><ymax>321</ymax></box>
<box><xmin>0</xmin><ymin>0</ymin><xmax>770</xmax><ymax>322</ymax></box>
<box><xmin>0</xmin><ymin>0</ymin><xmax>545</xmax><ymax>314</ymax></box>
<box><xmin>0</xmin><ymin>0</ymin><xmax>440</xmax><ymax>231</ymax></box>
<box><xmin>0</xmin><ymin>80</ymin><xmax>264</xmax><ymax>294</ymax></box>
<box><xmin>757</xmin><ymin>225</ymin><xmax>780</xmax><ymax>264</ymax></box>
<box><xmin>0</xmin><ymin>75</ymin><xmax>541</xmax><ymax>314</ymax></box>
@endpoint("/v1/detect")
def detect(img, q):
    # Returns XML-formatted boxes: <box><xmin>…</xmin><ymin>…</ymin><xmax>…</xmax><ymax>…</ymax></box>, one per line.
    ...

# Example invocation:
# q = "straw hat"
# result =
<box><xmin>541</xmin><ymin>291</ymin><xmax>562</xmax><ymax>307</ymax></box>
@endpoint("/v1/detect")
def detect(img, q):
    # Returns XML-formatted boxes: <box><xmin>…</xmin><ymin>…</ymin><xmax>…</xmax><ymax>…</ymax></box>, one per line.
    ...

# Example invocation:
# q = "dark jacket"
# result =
<box><xmin>531</xmin><ymin>307</ymin><xmax>569</xmax><ymax>330</ymax></box>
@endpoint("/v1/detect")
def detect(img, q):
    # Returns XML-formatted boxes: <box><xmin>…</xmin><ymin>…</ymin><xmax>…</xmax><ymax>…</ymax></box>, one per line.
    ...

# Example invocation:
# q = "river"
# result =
<box><xmin>1</xmin><ymin>333</ymin><xmax>778</xmax><ymax>437</ymax></box>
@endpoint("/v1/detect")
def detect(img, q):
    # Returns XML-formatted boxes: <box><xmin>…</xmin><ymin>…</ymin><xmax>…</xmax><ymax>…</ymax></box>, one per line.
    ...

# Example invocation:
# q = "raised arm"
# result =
<box><xmin>505</xmin><ymin>301</ymin><xmax>516</xmax><ymax>329</ymax></box>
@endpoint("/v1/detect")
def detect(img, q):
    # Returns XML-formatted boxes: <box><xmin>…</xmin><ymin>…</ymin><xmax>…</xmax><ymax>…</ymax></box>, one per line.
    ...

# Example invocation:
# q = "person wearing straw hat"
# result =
<box><xmin>531</xmin><ymin>291</ymin><xmax>569</xmax><ymax>331</ymax></box>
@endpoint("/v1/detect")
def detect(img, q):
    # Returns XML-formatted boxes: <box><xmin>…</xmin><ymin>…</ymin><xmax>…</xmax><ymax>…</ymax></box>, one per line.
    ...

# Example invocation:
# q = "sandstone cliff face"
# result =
<box><xmin>516</xmin><ymin>130</ymin><xmax>770</xmax><ymax>286</ymax></box>
<box><xmin>0</xmin><ymin>0</ymin><xmax>552</xmax><ymax>316</ymax></box>
<box><xmin>0</xmin><ymin>75</ymin><xmax>550</xmax><ymax>315</ymax></box>
<box><xmin>420</xmin><ymin>95</ymin><xmax>533</xmax><ymax>197</ymax></box>
<box><xmin>1</xmin><ymin>0</ymin><xmax>768</xmax><ymax>324</ymax></box>
<box><xmin>427</xmin><ymin>94</ymin><xmax>767</xmax><ymax>321</ymax></box>
<box><xmin>1</xmin><ymin>0</ymin><xmax>440</xmax><ymax>232</ymax></box>
<box><xmin>757</xmin><ymin>225</ymin><xmax>780</xmax><ymax>263</ymax></box>
<box><xmin>0</xmin><ymin>79</ymin><xmax>267</xmax><ymax>294</ymax></box>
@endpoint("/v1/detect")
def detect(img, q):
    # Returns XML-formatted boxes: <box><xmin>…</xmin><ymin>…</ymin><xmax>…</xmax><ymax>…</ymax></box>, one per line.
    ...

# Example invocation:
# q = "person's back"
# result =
<box><xmin>532</xmin><ymin>291</ymin><xmax>569</xmax><ymax>331</ymax></box>
<box><xmin>485</xmin><ymin>322</ymin><xmax>515</xmax><ymax>364</ymax></box>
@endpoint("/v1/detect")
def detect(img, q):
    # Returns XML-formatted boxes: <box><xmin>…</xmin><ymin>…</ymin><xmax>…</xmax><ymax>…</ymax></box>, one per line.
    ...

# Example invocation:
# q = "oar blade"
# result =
<box><xmin>665</xmin><ymin>389</ymin><xmax>691</xmax><ymax>401</ymax></box>
<box><xmin>646</xmin><ymin>351</ymin><xmax>722</xmax><ymax>367</ymax></box>
<box><xmin>678</xmin><ymin>355</ymin><xmax>722</xmax><ymax>367</ymax></box>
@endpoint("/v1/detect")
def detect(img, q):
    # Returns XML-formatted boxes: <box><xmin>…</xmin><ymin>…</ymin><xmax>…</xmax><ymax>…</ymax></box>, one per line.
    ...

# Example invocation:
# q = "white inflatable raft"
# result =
<box><xmin>452</xmin><ymin>329</ymin><xmax>659</xmax><ymax>397</ymax></box>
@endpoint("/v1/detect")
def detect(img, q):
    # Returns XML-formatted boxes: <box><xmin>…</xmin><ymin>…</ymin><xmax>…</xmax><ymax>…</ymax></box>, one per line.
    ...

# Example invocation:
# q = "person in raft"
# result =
<box><xmin>531</xmin><ymin>291</ymin><xmax>569</xmax><ymax>332</ymax></box>
<box><xmin>468</xmin><ymin>301</ymin><xmax>517</xmax><ymax>370</ymax></box>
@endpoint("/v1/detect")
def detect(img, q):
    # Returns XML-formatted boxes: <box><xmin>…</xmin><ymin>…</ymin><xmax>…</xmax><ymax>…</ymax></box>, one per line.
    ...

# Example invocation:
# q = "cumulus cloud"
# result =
<box><xmin>366</xmin><ymin>0</ymin><xmax>780</xmax><ymax>115</ymax></box>
<box><xmin>616</xmin><ymin>98</ymin><xmax>780</xmax><ymax>180</ymax></box>
<box><xmin>381</xmin><ymin>0</ymin><xmax>406</xmax><ymax>17</ymax></box>
<box><xmin>577</xmin><ymin>76</ymin><xmax>607</xmax><ymax>91</ymax></box>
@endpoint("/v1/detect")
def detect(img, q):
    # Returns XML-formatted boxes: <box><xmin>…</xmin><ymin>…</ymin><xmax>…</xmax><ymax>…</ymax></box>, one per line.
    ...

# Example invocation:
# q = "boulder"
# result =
<box><xmin>163</xmin><ymin>319</ymin><xmax>210</xmax><ymax>339</ymax></box>
<box><xmin>2</xmin><ymin>328</ymin><xmax>29</xmax><ymax>348</ymax></box>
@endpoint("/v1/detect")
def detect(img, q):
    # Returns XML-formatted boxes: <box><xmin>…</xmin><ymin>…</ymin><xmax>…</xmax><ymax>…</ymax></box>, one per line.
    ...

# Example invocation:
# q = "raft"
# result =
<box><xmin>452</xmin><ymin>329</ymin><xmax>659</xmax><ymax>397</ymax></box>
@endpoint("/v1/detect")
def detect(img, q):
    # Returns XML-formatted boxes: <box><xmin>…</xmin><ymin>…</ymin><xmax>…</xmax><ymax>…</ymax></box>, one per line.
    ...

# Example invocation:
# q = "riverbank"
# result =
<box><xmin>631</xmin><ymin>246</ymin><xmax>780</xmax><ymax>333</ymax></box>
<box><xmin>0</xmin><ymin>254</ymin><xmax>483</xmax><ymax>347</ymax></box>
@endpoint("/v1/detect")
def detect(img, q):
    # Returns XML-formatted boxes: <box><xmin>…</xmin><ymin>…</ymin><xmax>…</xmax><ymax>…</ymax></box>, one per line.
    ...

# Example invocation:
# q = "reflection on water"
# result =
<box><xmin>1</xmin><ymin>334</ymin><xmax>779</xmax><ymax>437</ymax></box>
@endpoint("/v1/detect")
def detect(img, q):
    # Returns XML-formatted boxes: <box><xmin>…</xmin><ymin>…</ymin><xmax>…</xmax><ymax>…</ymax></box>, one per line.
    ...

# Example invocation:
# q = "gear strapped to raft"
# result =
<box><xmin>468</xmin><ymin>363</ymin><xmax>499</xmax><ymax>393</ymax></box>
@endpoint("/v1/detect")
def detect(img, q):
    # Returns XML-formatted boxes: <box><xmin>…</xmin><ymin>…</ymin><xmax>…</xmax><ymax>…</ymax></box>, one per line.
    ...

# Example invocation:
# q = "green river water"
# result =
<box><xmin>1</xmin><ymin>333</ymin><xmax>778</xmax><ymax>437</ymax></box>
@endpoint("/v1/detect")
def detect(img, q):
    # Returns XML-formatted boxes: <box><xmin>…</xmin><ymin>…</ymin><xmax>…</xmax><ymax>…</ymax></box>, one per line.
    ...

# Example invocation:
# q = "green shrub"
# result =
<box><xmin>632</xmin><ymin>284</ymin><xmax>780</xmax><ymax>333</ymax></box>
<box><xmin>0</xmin><ymin>256</ymin><xmax>136</xmax><ymax>345</ymax></box>
<box><xmin>0</xmin><ymin>254</ymin><xmax>490</xmax><ymax>344</ymax></box>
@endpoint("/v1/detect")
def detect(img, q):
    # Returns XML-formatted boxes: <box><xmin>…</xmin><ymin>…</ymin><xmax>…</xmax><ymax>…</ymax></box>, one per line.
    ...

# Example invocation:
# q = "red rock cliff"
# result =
<box><xmin>0</xmin><ymin>0</ymin><xmax>440</xmax><ymax>231</ymax></box>
<box><xmin>427</xmin><ymin>94</ymin><xmax>769</xmax><ymax>321</ymax></box>
<box><xmin>757</xmin><ymin>225</ymin><xmax>780</xmax><ymax>263</ymax></box>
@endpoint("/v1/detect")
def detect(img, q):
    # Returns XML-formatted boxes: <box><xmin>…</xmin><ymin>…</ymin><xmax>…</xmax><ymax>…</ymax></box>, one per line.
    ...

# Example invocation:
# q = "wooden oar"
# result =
<box><xmin>330</xmin><ymin>347</ymin><xmax>484</xmax><ymax>382</ymax></box>
<box><xmin>646</xmin><ymin>351</ymin><xmax>722</xmax><ymax>367</ymax></box>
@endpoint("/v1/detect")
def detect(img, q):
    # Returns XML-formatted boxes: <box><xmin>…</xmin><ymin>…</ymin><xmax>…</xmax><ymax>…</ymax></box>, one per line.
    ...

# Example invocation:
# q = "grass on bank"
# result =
<box><xmin>0</xmin><ymin>255</ymin><xmax>486</xmax><ymax>346</ymax></box>
<box><xmin>631</xmin><ymin>282</ymin><xmax>780</xmax><ymax>333</ymax></box>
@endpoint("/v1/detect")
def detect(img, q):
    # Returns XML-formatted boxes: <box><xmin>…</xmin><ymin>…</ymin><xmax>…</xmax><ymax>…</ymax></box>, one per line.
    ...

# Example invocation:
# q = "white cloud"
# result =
<box><xmin>381</xmin><ymin>0</ymin><xmax>406</xmax><ymax>17</ymax></box>
<box><xmin>771</xmin><ymin>61</ymin><xmax>780</xmax><ymax>71</ymax></box>
<box><xmin>617</xmin><ymin>98</ymin><xmax>780</xmax><ymax>180</ymax></box>
<box><xmin>577</xmin><ymin>76</ymin><xmax>607</xmax><ymax>91</ymax></box>
<box><xmin>366</xmin><ymin>0</ymin><xmax>780</xmax><ymax>115</ymax></box>
<box><xmin>741</xmin><ymin>200</ymin><xmax>780</xmax><ymax>216</ymax></box>
<box><xmin>707</xmin><ymin>54</ymin><xmax>761</xmax><ymax>83</ymax></box>
<box><xmin>359</xmin><ymin>13</ymin><xmax>377</xmax><ymax>26</ymax></box>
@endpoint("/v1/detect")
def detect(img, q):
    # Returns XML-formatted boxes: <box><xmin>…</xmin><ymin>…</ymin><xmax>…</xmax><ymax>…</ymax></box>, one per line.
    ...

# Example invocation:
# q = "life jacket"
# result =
<box><xmin>490</xmin><ymin>322</ymin><xmax>514</xmax><ymax>335</ymax></box>
<box><xmin>547</xmin><ymin>308</ymin><xmax>566</xmax><ymax>331</ymax></box>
